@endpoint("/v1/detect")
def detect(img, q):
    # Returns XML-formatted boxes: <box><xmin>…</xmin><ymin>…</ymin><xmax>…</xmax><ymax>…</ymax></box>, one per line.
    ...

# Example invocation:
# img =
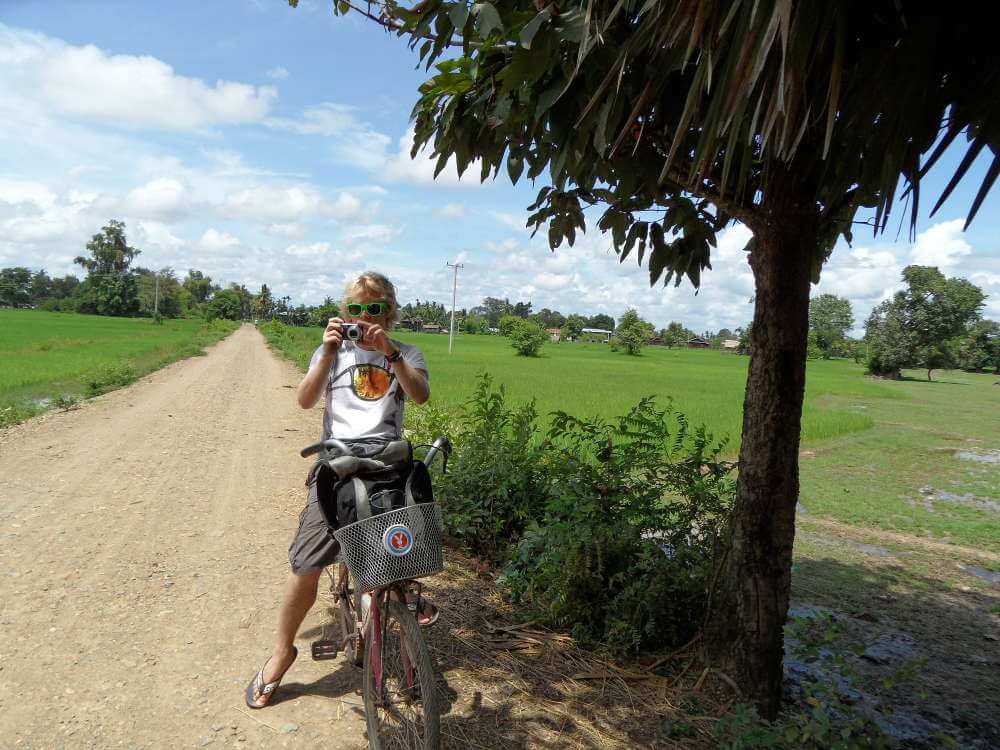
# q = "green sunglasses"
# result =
<box><xmin>346</xmin><ymin>300</ymin><xmax>389</xmax><ymax>316</ymax></box>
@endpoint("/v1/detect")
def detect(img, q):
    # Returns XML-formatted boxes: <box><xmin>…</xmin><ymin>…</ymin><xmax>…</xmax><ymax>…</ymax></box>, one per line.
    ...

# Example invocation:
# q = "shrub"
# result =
<box><xmin>508</xmin><ymin>319</ymin><xmax>547</xmax><ymax>356</ymax></box>
<box><xmin>435</xmin><ymin>374</ymin><xmax>551</xmax><ymax>557</ymax></box>
<box><xmin>86</xmin><ymin>362</ymin><xmax>137</xmax><ymax>396</ymax></box>
<box><xmin>437</xmin><ymin>373</ymin><xmax>736</xmax><ymax>654</ymax></box>
<box><xmin>503</xmin><ymin>398</ymin><xmax>735</xmax><ymax>653</ymax></box>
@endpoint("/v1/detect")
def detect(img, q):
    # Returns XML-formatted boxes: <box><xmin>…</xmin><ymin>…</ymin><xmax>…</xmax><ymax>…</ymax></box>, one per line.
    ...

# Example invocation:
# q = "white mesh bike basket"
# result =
<box><xmin>332</xmin><ymin>502</ymin><xmax>444</xmax><ymax>592</ymax></box>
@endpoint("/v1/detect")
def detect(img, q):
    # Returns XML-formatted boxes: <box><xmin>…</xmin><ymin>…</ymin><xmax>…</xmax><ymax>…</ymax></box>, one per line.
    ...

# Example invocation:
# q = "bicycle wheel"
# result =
<box><xmin>363</xmin><ymin>599</ymin><xmax>440</xmax><ymax>749</ymax></box>
<box><xmin>334</xmin><ymin>565</ymin><xmax>364</xmax><ymax>668</ymax></box>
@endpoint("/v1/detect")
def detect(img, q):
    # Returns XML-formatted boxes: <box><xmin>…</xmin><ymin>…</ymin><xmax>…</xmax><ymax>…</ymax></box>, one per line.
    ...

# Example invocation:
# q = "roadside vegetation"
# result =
<box><xmin>0</xmin><ymin>309</ymin><xmax>237</xmax><ymax>428</ymax></box>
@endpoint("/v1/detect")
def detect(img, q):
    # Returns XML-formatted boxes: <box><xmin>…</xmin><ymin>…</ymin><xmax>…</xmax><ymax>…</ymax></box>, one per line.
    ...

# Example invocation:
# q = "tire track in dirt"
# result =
<box><xmin>0</xmin><ymin>324</ymin><xmax>366</xmax><ymax>749</ymax></box>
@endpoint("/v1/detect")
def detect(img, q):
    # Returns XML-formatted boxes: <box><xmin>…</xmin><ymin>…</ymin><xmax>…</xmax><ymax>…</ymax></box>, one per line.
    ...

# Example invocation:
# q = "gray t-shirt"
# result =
<box><xmin>308</xmin><ymin>340</ymin><xmax>428</xmax><ymax>441</ymax></box>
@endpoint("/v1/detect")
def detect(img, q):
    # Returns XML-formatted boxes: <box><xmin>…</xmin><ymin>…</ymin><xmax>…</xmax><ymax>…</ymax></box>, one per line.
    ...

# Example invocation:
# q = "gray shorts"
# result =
<box><xmin>287</xmin><ymin>438</ymin><xmax>391</xmax><ymax>575</ymax></box>
<box><xmin>288</xmin><ymin>481</ymin><xmax>340</xmax><ymax>575</ymax></box>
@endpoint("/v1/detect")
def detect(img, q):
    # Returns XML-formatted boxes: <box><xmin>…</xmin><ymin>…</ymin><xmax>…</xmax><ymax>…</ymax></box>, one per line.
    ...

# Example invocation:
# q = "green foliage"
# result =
<box><xmin>497</xmin><ymin>313</ymin><xmax>519</xmax><ymax>337</ymax></box>
<box><xmin>203</xmin><ymin>288</ymin><xmax>244</xmax><ymax>321</ymax></box>
<box><xmin>85</xmin><ymin>362</ymin><xmax>137</xmax><ymax>396</ymax></box>
<box><xmin>560</xmin><ymin>313</ymin><xmax>587</xmax><ymax>340</ymax></box>
<box><xmin>508</xmin><ymin>318</ymin><xmax>547</xmax><ymax>356</ymax></box>
<box><xmin>866</xmin><ymin>266</ymin><xmax>985</xmax><ymax>379</ymax></box>
<box><xmin>810</xmin><ymin>295</ymin><xmax>855</xmax><ymax>359</ymax></box>
<box><xmin>74</xmin><ymin>220</ymin><xmax>140</xmax><ymax>276</ymax></box>
<box><xmin>137</xmin><ymin>268</ymin><xmax>183</xmax><ymax>319</ymax></box>
<box><xmin>75</xmin><ymin>272</ymin><xmax>141</xmax><ymax>317</ymax></box>
<box><xmin>615</xmin><ymin>308</ymin><xmax>654</xmax><ymax>355</ymax></box>
<box><xmin>957</xmin><ymin>319</ymin><xmax>1000</xmax><ymax>373</ymax></box>
<box><xmin>713</xmin><ymin>702</ymin><xmax>894</xmax><ymax>750</ymax></box>
<box><xmin>460</xmin><ymin>314</ymin><xmax>489</xmax><ymax>334</ymax></box>
<box><xmin>0</xmin><ymin>267</ymin><xmax>33</xmax><ymax>307</ymax></box>
<box><xmin>435</xmin><ymin>374</ymin><xmax>550</xmax><ymax>557</ymax></box>
<box><xmin>504</xmin><ymin>397</ymin><xmax>735</xmax><ymax>653</ymax></box>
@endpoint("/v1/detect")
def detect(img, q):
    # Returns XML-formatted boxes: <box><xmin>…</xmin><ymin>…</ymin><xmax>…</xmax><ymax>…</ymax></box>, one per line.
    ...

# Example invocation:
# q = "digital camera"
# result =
<box><xmin>342</xmin><ymin>323</ymin><xmax>363</xmax><ymax>341</ymax></box>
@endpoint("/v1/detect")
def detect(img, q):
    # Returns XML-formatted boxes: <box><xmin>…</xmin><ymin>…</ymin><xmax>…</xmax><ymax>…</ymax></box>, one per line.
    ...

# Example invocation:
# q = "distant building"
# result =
<box><xmin>581</xmin><ymin>327</ymin><xmax>613</xmax><ymax>343</ymax></box>
<box><xmin>546</xmin><ymin>327</ymin><xmax>562</xmax><ymax>342</ymax></box>
<box><xmin>422</xmin><ymin>323</ymin><xmax>442</xmax><ymax>333</ymax></box>
<box><xmin>687</xmin><ymin>336</ymin><xmax>711</xmax><ymax>349</ymax></box>
<box><xmin>721</xmin><ymin>339</ymin><xmax>740</xmax><ymax>351</ymax></box>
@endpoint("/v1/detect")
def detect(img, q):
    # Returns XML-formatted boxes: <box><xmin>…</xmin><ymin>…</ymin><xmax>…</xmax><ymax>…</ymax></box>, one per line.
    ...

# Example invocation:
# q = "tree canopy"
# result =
<box><xmin>866</xmin><ymin>265</ymin><xmax>985</xmax><ymax>379</ymax></box>
<box><xmin>809</xmin><ymin>294</ymin><xmax>854</xmax><ymax>358</ymax></box>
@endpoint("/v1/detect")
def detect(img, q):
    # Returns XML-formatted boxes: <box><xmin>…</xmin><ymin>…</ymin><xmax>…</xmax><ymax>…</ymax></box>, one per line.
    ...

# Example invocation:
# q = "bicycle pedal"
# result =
<box><xmin>311</xmin><ymin>640</ymin><xmax>339</xmax><ymax>660</ymax></box>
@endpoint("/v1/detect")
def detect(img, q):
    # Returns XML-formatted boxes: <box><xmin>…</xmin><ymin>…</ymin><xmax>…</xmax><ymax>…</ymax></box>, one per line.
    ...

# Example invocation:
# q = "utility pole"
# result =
<box><xmin>446</xmin><ymin>261</ymin><xmax>464</xmax><ymax>354</ymax></box>
<box><xmin>153</xmin><ymin>272</ymin><xmax>160</xmax><ymax>317</ymax></box>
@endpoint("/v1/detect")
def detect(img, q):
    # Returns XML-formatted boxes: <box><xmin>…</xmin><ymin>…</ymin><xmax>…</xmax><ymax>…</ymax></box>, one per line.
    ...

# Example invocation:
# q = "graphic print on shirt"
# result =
<box><xmin>331</xmin><ymin>362</ymin><xmax>398</xmax><ymax>402</ymax></box>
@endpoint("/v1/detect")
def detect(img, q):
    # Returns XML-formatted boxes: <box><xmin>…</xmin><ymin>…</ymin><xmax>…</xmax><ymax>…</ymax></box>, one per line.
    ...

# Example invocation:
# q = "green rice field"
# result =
<box><xmin>0</xmin><ymin>309</ymin><xmax>238</xmax><ymax>426</ymax></box>
<box><xmin>262</xmin><ymin>323</ymin><xmax>1000</xmax><ymax>553</ymax></box>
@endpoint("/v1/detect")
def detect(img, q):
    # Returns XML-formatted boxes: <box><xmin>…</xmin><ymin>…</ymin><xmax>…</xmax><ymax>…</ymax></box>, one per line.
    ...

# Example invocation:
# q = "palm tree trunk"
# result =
<box><xmin>703</xmin><ymin>199</ymin><xmax>816</xmax><ymax>720</ymax></box>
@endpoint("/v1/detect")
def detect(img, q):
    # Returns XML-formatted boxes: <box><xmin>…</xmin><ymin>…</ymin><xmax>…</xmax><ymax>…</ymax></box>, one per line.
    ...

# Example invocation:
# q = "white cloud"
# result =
<box><xmin>532</xmin><ymin>271</ymin><xmax>573</xmax><ymax>290</ymax></box>
<box><xmin>436</xmin><ymin>203</ymin><xmax>467</xmax><ymax>219</ymax></box>
<box><xmin>136</xmin><ymin>220</ymin><xmax>186</xmax><ymax>251</ymax></box>
<box><xmin>125</xmin><ymin>177</ymin><xmax>190</xmax><ymax>217</ymax></box>
<box><xmin>286</xmin><ymin>241</ymin><xmax>333</xmax><ymax>258</ymax></box>
<box><xmin>1</xmin><ymin>25</ymin><xmax>276</xmax><ymax>130</ymax></box>
<box><xmin>382</xmin><ymin>127</ymin><xmax>482</xmax><ymax>188</ymax></box>
<box><xmin>266</xmin><ymin>66</ymin><xmax>289</xmax><ymax>80</ymax></box>
<box><xmin>343</xmin><ymin>223</ymin><xmax>399</xmax><ymax>246</ymax></box>
<box><xmin>221</xmin><ymin>185</ymin><xmax>361</xmax><ymax>222</ymax></box>
<box><xmin>909</xmin><ymin>219</ymin><xmax>972</xmax><ymax>268</ymax></box>
<box><xmin>491</xmin><ymin>211</ymin><xmax>526</xmax><ymax>230</ymax></box>
<box><xmin>266</xmin><ymin>222</ymin><xmax>307</xmax><ymax>238</ymax></box>
<box><xmin>0</xmin><ymin>178</ymin><xmax>57</xmax><ymax>210</ymax></box>
<box><xmin>199</xmin><ymin>228</ymin><xmax>241</xmax><ymax>252</ymax></box>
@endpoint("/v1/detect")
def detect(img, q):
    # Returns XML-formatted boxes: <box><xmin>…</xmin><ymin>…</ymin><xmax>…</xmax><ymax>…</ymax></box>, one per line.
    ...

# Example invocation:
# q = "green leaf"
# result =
<box><xmin>448</xmin><ymin>2</ymin><xmax>470</xmax><ymax>30</ymax></box>
<box><xmin>507</xmin><ymin>152</ymin><xmax>524</xmax><ymax>185</ymax></box>
<box><xmin>520</xmin><ymin>7</ymin><xmax>552</xmax><ymax>49</ymax></box>
<box><xmin>335</xmin><ymin>0</ymin><xmax>350</xmax><ymax>15</ymax></box>
<box><xmin>473</xmin><ymin>2</ymin><xmax>502</xmax><ymax>38</ymax></box>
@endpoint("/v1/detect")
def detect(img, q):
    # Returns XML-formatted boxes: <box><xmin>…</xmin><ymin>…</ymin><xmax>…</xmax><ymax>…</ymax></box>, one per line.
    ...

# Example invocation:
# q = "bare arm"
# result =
<box><xmin>297</xmin><ymin>318</ymin><xmax>343</xmax><ymax>409</ymax></box>
<box><xmin>389</xmin><ymin>357</ymin><xmax>430</xmax><ymax>404</ymax></box>
<box><xmin>364</xmin><ymin>322</ymin><xmax>430</xmax><ymax>404</ymax></box>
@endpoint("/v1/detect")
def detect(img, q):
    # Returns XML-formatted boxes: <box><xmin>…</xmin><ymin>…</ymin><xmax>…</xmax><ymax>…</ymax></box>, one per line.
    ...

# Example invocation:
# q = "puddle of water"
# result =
<box><xmin>955</xmin><ymin>450</ymin><xmax>1000</xmax><ymax>464</ymax></box>
<box><xmin>910</xmin><ymin>489</ymin><xmax>1000</xmax><ymax>514</ymax></box>
<box><xmin>855</xmin><ymin>543</ymin><xmax>896</xmax><ymax>558</ymax></box>
<box><xmin>959</xmin><ymin>564</ymin><xmax>1000</xmax><ymax>585</ymax></box>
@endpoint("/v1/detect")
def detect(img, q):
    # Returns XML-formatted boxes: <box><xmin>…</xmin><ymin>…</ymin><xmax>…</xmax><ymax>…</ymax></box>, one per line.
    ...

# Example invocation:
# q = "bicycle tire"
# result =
<box><xmin>363</xmin><ymin>600</ymin><xmax>440</xmax><ymax>749</ymax></box>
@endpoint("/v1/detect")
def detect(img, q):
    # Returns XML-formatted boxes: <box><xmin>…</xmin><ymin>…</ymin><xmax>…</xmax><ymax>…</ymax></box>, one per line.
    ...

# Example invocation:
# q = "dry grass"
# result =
<box><xmin>419</xmin><ymin>548</ymin><xmax>731</xmax><ymax>749</ymax></box>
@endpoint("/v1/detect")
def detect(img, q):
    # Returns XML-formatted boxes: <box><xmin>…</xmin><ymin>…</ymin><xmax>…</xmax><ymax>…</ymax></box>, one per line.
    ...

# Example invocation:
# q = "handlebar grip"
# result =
<box><xmin>300</xmin><ymin>438</ymin><xmax>354</xmax><ymax>458</ymax></box>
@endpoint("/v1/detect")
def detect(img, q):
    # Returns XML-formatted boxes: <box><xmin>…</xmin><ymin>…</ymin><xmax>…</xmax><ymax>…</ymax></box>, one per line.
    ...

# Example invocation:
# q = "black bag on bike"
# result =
<box><xmin>312</xmin><ymin>440</ymin><xmax>434</xmax><ymax>532</ymax></box>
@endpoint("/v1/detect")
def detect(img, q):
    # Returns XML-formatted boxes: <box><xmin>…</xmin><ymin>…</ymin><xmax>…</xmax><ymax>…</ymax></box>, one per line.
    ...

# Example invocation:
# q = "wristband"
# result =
<box><xmin>387</xmin><ymin>348</ymin><xmax>403</xmax><ymax>363</ymax></box>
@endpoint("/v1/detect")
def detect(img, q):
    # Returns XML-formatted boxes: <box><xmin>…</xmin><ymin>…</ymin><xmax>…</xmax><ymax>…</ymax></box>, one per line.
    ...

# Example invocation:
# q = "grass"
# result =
<box><xmin>260</xmin><ymin>323</ymin><xmax>1000</xmax><ymax>554</ymax></box>
<box><xmin>0</xmin><ymin>309</ymin><xmax>238</xmax><ymax>427</ymax></box>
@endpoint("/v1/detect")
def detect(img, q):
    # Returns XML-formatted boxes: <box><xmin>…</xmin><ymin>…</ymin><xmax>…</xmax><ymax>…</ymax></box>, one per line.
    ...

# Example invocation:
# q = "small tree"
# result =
<box><xmin>866</xmin><ymin>266</ymin><xmax>984</xmax><ymax>380</ymax></box>
<box><xmin>809</xmin><ymin>294</ymin><xmax>854</xmax><ymax>358</ymax></box>
<box><xmin>958</xmin><ymin>320</ymin><xmax>1000</xmax><ymax>374</ymax></box>
<box><xmin>509</xmin><ymin>318</ymin><xmax>547</xmax><ymax>356</ymax></box>
<box><xmin>498</xmin><ymin>313</ymin><xmax>521</xmax><ymax>336</ymax></box>
<box><xmin>0</xmin><ymin>267</ymin><xmax>32</xmax><ymax>307</ymax></box>
<box><xmin>74</xmin><ymin>220</ymin><xmax>142</xmax><ymax>317</ymax></box>
<box><xmin>615</xmin><ymin>308</ymin><xmax>654</xmax><ymax>355</ymax></box>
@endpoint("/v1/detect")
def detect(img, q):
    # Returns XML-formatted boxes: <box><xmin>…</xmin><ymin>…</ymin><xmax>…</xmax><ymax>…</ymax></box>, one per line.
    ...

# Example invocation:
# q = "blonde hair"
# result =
<box><xmin>342</xmin><ymin>271</ymin><xmax>401</xmax><ymax>328</ymax></box>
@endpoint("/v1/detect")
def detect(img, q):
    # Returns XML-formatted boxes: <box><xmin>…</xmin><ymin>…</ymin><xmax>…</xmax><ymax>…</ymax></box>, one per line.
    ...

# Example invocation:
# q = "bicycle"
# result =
<box><xmin>300</xmin><ymin>436</ymin><xmax>451</xmax><ymax>750</ymax></box>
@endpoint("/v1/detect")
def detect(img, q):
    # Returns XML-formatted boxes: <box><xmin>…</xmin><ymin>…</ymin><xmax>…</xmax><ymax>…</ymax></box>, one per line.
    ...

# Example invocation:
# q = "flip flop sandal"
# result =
<box><xmin>244</xmin><ymin>646</ymin><xmax>298</xmax><ymax>709</ymax></box>
<box><xmin>407</xmin><ymin>594</ymin><xmax>440</xmax><ymax>627</ymax></box>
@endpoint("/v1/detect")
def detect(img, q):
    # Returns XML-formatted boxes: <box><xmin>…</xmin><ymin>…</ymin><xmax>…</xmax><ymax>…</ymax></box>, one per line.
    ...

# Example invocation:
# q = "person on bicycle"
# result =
<box><xmin>246</xmin><ymin>270</ymin><xmax>437</xmax><ymax>709</ymax></box>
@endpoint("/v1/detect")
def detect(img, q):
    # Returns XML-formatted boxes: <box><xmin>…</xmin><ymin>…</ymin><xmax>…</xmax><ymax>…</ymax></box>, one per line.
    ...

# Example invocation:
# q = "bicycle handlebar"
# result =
<box><xmin>299</xmin><ymin>436</ymin><xmax>451</xmax><ymax>469</ymax></box>
<box><xmin>300</xmin><ymin>438</ymin><xmax>353</xmax><ymax>458</ymax></box>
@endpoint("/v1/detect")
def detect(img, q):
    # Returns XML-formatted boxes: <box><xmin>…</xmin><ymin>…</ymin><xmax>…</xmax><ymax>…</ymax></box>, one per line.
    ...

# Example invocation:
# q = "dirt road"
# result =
<box><xmin>0</xmin><ymin>325</ymin><xmax>366</xmax><ymax>749</ymax></box>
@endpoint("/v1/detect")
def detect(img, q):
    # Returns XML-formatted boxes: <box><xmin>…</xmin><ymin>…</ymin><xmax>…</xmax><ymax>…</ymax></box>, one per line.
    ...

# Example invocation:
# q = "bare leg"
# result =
<box><xmin>250</xmin><ymin>569</ymin><xmax>322</xmax><ymax>707</ymax></box>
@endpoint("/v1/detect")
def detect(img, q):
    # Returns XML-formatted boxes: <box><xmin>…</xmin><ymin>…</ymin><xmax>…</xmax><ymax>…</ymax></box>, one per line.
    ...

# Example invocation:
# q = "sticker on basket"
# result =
<box><xmin>383</xmin><ymin>524</ymin><xmax>414</xmax><ymax>556</ymax></box>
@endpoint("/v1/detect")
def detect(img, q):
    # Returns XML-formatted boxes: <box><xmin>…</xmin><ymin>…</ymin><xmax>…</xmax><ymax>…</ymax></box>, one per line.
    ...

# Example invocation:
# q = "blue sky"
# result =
<box><xmin>1</xmin><ymin>0</ymin><xmax>998</xmax><ymax>335</ymax></box>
